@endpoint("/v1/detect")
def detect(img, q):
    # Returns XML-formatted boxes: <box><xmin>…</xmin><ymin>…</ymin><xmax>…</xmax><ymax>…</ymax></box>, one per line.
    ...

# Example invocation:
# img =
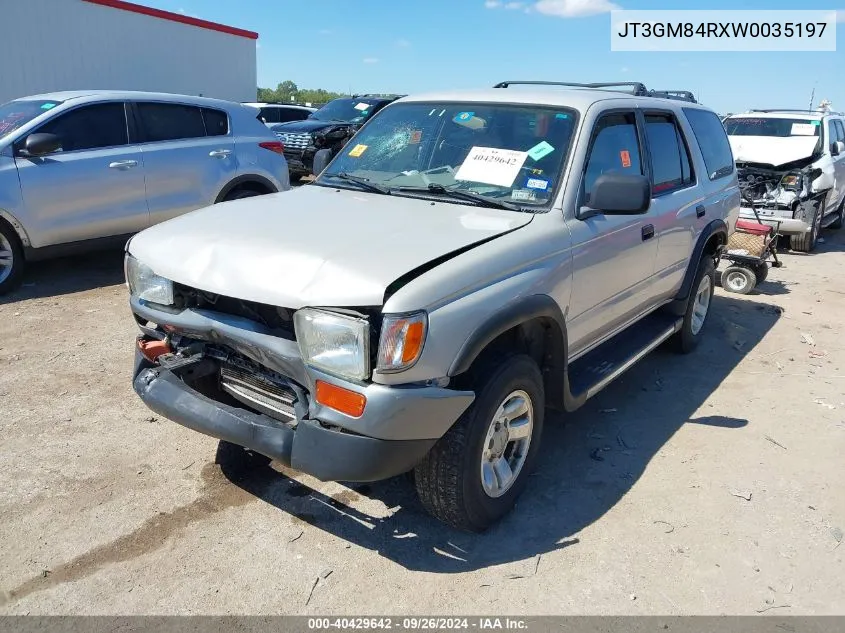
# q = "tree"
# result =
<box><xmin>257</xmin><ymin>80</ymin><xmax>346</xmax><ymax>105</ymax></box>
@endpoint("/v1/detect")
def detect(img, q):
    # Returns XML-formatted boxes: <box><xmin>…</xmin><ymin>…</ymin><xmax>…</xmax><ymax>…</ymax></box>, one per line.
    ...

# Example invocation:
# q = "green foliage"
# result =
<box><xmin>257</xmin><ymin>80</ymin><xmax>347</xmax><ymax>106</ymax></box>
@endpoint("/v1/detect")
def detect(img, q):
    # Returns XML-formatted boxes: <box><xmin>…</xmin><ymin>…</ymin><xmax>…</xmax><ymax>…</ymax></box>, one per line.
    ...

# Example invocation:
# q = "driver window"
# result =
<box><xmin>582</xmin><ymin>112</ymin><xmax>642</xmax><ymax>203</ymax></box>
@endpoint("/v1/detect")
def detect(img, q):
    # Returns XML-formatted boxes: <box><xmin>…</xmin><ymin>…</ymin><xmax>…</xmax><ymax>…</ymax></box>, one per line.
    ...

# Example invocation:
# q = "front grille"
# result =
<box><xmin>275</xmin><ymin>131</ymin><xmax>312</xmax><ymax>150</ymax></box>
<box><xmin>173</xmin><ymin>284</ymin><xmax>295</xmax><ymax>339</ymax></box>
<box><xmin>220</xmin><ymin>365</ymin><xmax>297</xmax><ymax>422</ymax></box>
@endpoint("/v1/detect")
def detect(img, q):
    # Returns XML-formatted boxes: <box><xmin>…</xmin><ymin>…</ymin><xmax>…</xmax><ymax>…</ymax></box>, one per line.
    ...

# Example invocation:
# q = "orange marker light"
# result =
<box><xmin>402</xmin><ymin>321</ymin><xmax>425</xmax><ymax>364</ymax></box>
<box><xmin>315</xmin><ymin>380</ymin><xmax>367</xmax><ymax>418</ymax></box>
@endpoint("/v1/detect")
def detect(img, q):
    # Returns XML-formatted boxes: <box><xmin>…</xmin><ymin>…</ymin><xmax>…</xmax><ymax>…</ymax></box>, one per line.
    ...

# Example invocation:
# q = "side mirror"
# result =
<box><xmin>579</xmin><ymin>173</ymin><xmax>651</xmax><ymax>218</ymax></box>
<box><xmin>22</xmin><ymin>133</ymin><xmax>62</xmax><ymax>157</ymax></box>
<box><xmin>312</xmin><ymin>148</ymin><xmax>333</xmax><ymax>176</ymax></box>
<box><xmin>831</xmin><ymin>141</ymin><xmax>845</xmax><ymax>156</ymax></box>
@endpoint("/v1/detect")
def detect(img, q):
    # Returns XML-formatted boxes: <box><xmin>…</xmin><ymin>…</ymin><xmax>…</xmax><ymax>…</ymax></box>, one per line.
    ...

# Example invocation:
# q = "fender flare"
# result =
<box><xmin>448</xmin><ymin>294</ymin><xmax>568</xmax><ymax>377</ymax></box>
<box><xmin>0</xmin><ymin>208</ymin><xmax>31</xmax><ymax>248</ymax></box>
<box><xmin>214</xmin><ymin>174</ymin><xmax>278</xmax><ymax>204</ymax></box>
<box><xmin>674</xmin><ymin>219</ymin><xmax>728</xmax><ymax>304</ymax></box>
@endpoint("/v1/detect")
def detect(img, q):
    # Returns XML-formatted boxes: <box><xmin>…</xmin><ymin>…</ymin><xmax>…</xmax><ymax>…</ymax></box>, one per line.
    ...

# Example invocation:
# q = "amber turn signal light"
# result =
<box><xmin>315</xmin><ymin>380</ymin><xmax>367</xmax><ymax>418</ymax></box>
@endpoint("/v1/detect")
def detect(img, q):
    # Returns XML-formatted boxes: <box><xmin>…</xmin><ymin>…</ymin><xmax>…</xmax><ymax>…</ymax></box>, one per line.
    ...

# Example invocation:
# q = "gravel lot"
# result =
<box><xmin>1</xmin><ymin>227</ymin><xmax>843</xmax><ymax>615</ymax></box>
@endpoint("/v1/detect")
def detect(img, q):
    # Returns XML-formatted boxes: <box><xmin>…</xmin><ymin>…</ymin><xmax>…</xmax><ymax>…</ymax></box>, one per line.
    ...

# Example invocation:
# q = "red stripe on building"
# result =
<box><xmin>81</xmin><ymin>0</ymin><xmax>259</xmax><ymax>40</ymax></box>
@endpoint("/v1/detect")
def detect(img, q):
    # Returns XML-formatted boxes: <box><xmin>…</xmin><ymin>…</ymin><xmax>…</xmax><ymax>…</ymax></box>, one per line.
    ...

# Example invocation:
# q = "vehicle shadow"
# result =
<box><xmin>0</xmin><ymin>249</ymin><xmax>125</xmax><ymax>304</ymax></box>
<box><xmin>218</xmin><ymin>292</ymin><xmax>779</xmax><ymax>573</ymax></box>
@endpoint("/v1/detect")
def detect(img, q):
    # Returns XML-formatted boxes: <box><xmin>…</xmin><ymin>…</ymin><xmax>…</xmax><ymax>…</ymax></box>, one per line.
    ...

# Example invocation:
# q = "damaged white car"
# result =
<box><xmin>724</xmin><ymin>109</ymin><xmax>845</xmax><ymax>252</ymax></box>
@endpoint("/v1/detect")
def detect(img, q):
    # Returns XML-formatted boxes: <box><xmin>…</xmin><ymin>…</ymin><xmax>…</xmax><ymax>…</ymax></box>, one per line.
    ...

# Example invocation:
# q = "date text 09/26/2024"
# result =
<box><xmin>307</xmin><ymin>618</ymin><xmax>528</xmax><ymax>631</ymax></box>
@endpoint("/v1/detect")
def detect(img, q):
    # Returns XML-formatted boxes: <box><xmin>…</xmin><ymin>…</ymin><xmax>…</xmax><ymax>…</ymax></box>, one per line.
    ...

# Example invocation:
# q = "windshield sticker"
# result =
<box><xmin>791</xmin><ymin>123</ymin><xmax>816</xmax><ymax>136</ymax></box>
<box><xmin>455</xmin><ymin>146</ymin><xmax>528</xmax><ymax>188</ymax></box>
<box><xmin>526</xmin><ymin>177</ymin><xmax>549</xmax><ymax>191</ymax></box>
<box><xmin>812</xmin><ymin>120</ymin><xmax>821</xmax><ymax>126</ymax></box>
<box><xmin>348</xmin><ymin>144</ymin><xmax>368</xmax><ymax>157</ymax></box>
<box><xmin>620</xmin><ymin>150</ymin><xmax>632</xmax><ymax>168</ymax></box>
<box><xmin>527</xmin><ymin>141</ymin><xmax>555</xmax><ymax>161</ymax></box>
<box><xmin>555</xmin><ymin>113</ymin><xmax>570</xmax><ymax>119</ymax></box>
<box><xmin>512</xmin><ymin>189</ymin><xmax>536</xmax><ymax>201</ymax></box>
<box><xmin>40</xmin><ymin>103</ymin><xmax>57</xmax><ymax>110</ymax></box>
<box><xmin>409</xmin><ymin>130</ymin><xmax>423</xmax><ymax>144</ymax></box>
<box><xmin>454</xmin><ymin>112</ymin><xmax>474</xmax><ymax>123</ymax></box>
<box><xmin>354</xmin><ymin>102</ymin><xmax>370</xmax><ymax>111</ymax></box>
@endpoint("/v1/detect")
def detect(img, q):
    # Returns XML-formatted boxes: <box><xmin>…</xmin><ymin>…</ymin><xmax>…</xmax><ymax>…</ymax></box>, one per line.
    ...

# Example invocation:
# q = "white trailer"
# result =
<box><xmin>2</xmin><ymin>0</ymin><xmax>257</xmax><ymax>104</ymax></box>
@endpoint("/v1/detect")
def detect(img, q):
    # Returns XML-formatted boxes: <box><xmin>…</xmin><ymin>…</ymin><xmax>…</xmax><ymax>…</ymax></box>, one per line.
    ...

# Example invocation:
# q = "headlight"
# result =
<box><xmin>780</xmin><ymin>173</ymin><xmax>801</xmax><ymax>190</ymax></box>
<box><xmin>294</xmin><ymin>308</ymin><xmax>370</xmax><ymax>381</ymax></box>
<box><xmin>125</xmin><ymin>254</ymin><xmax>174</xmax><ymax>306</ymax></box>
<box><xmin>377</xmin><ymin>312</ymin><xmax>427</xmax><ymax>373</ymax></box>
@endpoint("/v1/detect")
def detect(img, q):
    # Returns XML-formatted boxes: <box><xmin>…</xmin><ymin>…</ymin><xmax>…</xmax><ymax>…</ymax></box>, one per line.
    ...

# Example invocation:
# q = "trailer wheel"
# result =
<box><xmin>721</xmin><ymin>266</ymin><xmax>755</xmax><ymax>295</ymax></box>
<box><xmin>752</xmin><ymin>262</ymin><xmax>768</xmax><ymax>285</ymax></box>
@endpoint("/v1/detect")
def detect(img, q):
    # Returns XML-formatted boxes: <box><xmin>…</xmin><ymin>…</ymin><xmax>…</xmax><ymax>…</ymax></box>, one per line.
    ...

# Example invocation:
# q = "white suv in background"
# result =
<box><xmin>724</xmin><ymin>109</ymin><xmax>845</xmax><ymax>252</ymax></box>
<box><xmin>0</xmin><ymin>90</ymin><xmax>290</xmax><ymax>293</ymax></box>
<box><xmin>244</xmin><ymin>103</ymin><xmax>317</xmax><ymax>126</ymax></box>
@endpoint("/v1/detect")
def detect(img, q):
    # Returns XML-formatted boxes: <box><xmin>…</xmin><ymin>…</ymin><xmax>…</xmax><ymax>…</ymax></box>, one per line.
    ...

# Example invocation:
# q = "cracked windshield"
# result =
<box><xmin>317</xmin><ymin>103</ymin><xmax>577</xmax><ymax>208</ymax></box>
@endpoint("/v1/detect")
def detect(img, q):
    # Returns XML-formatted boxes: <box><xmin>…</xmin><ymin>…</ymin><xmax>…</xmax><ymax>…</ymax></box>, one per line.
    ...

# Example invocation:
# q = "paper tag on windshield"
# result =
<box><xmin>348</xmin><ymin>144</ymin><xmax>368</xmax><ymax>157</ymax></box>
<box><xmin>791</xmin><ymin>123</ymin><xmax>816</xmax><ymax>136</ymax></box>
<box><xmin>354</xmin><ymin>102</ymin><xmax>370</xmax><ymax>111</ymax></box>
<box><xmin>455</xmin><ymin>146</ymin><xmax>528</xmax><ymax>188</ymax></box>
<box><xmin>527</xmin><ymin>141</ymin><xmax>555</xmax><ymax>161</ymax></box>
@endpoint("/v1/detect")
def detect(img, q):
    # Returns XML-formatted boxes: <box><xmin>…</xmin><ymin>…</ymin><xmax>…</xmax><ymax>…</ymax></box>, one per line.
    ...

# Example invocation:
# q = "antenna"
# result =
<box><xmin>808</xmin><ymin>83</ymin><xmax>816</xmax><ymax>113</ymax></box>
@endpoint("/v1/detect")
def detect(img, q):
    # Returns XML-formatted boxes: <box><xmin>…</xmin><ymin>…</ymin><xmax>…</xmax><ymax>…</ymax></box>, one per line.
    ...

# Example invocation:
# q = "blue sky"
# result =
<box><xmin>143</xmin><ymin>0</ymin><xmax>845</xmax><ymax>115</ymax></box>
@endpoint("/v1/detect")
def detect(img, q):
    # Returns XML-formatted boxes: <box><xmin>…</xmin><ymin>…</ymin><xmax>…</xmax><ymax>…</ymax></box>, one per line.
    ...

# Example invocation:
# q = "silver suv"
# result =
<box><xmin>0</xmin><ymin>91</ymin><xmax>290</xmax><ymax>293</ymax></box>
<box><xmin>126</xmin><ymin>81</ymin><xmax>739</xmax><ymax>531</ymax></box>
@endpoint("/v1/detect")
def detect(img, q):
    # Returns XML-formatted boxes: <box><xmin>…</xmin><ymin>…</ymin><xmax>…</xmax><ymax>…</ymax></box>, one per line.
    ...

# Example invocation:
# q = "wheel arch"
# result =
<box><xmin>0</xmin><ymin>209</ymin><xmax>30</xmax><ymax>248</ymax></box>
<box><xmin>214</xmin><ymin>174</ymin><xmax>278</xmax><ymax>203</ymax></box>
<box><xmin>672</xmin><ymin>219</ymin><xmax>727</xmax><ymax>308</ymax></box>
<box><xmin>448</xmin><ymin>294</ymin><xmax>569</xmax><ymax>411</ymax></box>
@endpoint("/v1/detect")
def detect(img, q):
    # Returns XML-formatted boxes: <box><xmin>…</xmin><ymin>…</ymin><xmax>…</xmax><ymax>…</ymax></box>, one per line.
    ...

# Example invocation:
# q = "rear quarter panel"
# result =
<box><xmin>231</xmin><ymin>108</ymin><xmax>290</xmax><ymax>191</ymax></box>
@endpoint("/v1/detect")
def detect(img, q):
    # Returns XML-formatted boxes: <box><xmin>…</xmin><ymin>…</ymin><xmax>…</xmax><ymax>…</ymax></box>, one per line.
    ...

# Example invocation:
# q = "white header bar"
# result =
<box><xmin>610</xmin><ymin>10</ymin><xmax>837</xmax><ymax>52</ymax></box>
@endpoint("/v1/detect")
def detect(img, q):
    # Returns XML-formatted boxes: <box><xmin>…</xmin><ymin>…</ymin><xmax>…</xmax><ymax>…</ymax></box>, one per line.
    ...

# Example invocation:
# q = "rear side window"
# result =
<box><xmin>137</xmin><ymin>103</ymin><xmax>206</xmax><ymax>142</ymax></box>
<box><xmin>37</xmin><ymin>102</ymin><xmax>128</xmax><ymax>152</ymax></box>
<box><xmin>202</xmin><ymin>108</ymin><xmax>229</xmax><ymax>136</ymax></box>
<box><xmin>644</xmin><ymin>113</ymin><xmax>694</xmax><ymax>194</ymax></box>
<box><xmin>278</xmin><ymin>109</ymin><xmax>311</xmax><ymax>123</ymax></box>
<box><xmin>831</xmin><ymin>119</ymin><xmax>845</xmax><ymax>144</ymax></box>
<box><xmin>683</xmin><ymin>108</ymin><xmax>734</xmax><ymax>180</ymax></box>
<box><xmin>583</xmin><ymin>112</ymin><xmax>642</xmax><ymax>203</ymax></box>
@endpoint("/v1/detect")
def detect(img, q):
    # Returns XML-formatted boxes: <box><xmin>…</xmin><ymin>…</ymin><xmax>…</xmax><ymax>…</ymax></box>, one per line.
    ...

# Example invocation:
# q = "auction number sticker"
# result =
<box><xmin>455</xmin><ymin>146</ymin><xmax>528</xmax><ymax>187</ymax></box>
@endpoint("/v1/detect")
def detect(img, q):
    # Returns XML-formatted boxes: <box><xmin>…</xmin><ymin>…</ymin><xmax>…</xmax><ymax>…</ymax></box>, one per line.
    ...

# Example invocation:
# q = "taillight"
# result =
<box><xmin>259</xmin><ymin>141</ymin><xmax>284</xmax><ymax>155</ymax></box>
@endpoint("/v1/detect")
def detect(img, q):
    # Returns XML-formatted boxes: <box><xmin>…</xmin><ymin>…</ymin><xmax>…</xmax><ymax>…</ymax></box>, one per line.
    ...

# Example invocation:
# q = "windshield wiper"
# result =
<box><xmin>394</xmin><ymin>184</ymin><xmax>524</xmax><ymax>212</ymax></box>
<box><xmin>323</xmin><ymin>172</ymin><xmax>392</xmax><ymax>195</ymax></box>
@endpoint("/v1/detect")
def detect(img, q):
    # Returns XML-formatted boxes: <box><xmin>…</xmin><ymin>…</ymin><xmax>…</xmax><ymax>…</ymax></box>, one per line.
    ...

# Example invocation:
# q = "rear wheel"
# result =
<box><xmin>829</xmin><ymin>199</ymin><xmax>844</xmax><ymax>230</ymax></box>
<box><xmin>752</xmin><ymin>262</ymin><xmax>769</xmax><ymax>285</ymax></box>
<box><xmin>0</xmin><ymin>221</ymin><xmax>25</xmax><ymax>295</ymax></box>
<box><xmin>414</xmin><ymin>354</ymin><xmax>544</xmax><ymax>532</ymax></box>
<box><xmin>672</xmin><ymin>255</ymin><xmax>715</xmax><ymax>354</ymax></box>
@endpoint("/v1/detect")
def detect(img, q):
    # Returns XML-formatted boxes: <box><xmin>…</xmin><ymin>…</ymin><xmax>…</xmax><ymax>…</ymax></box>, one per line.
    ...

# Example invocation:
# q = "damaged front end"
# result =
<box><xmin>736</xmin><ymin>160</ymin><xmax>825</xmax><ymax>233</ymax></box>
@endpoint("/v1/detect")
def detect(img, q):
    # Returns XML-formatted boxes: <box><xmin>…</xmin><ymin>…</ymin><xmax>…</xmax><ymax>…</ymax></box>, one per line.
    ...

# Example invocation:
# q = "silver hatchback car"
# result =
<box><xmin>0</xmin><ymin>90</ymin><xmax>291</xmax><ymax>293</ymax></box>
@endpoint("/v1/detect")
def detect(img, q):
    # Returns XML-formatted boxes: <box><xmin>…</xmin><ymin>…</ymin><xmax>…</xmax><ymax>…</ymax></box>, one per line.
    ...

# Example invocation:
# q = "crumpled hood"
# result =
<box><xmin>128</xmin><ymin>185</ymin><xmax>532</xmax><ymax>308</ymax></box>
<box><xmin>272</xmin><ymin>119</ymin><xmax>349</xmax><ymax>134</ymax></box>
<box><xmin>728</xmin><ymin>135</ymin><xmax>820</xmax><ymax>168</ymax></box>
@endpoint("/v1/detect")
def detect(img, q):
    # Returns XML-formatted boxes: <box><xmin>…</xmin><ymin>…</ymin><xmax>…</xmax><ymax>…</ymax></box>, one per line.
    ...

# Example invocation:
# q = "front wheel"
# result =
<box><xmin>790</xmin><ymin>198</ymin><xmax>823</xmax><ymax>252</ymax></box>
<box><xmin>0</xmin><ymin>221</ymin><xmax>25</xmax><ymax>295</ymax></box>
<box><xmin>414</xmin><ymin>355</ymin><xmax>544</xmax><ymax>532</ymax></box>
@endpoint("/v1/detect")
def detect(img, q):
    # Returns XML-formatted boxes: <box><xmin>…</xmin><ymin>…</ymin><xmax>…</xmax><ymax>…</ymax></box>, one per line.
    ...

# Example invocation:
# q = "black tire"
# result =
<box><xmin>672</xmin><ymin>256</ymin><xmax>716</xmax><ymax>354</ymax></box>
<box><xmin>720</xmin><ymin>265</ymin><xmax>755</xmax><ymax>295</ymax></box>
<box><xmin>414</xmin><ymin>354</ymin><xmax>545</xmax><ymax>532</ymax></box>
<box><xmin>0</xmin><ymin>220</ymin><xmax>25</xmax><ymax>296</ymax></box>
<box><xmin>221</xmin><ymin>188</ymin><xmax>261</xmax><ymax>202</ymax></box>
<box><xmin>753</xmin><ymin>262</ymin><xmax>769</xmax><ymax>285</ymax></box>
<box><xmin>829</xmin><ymin>199</ymin><xmax>844</xmax><ymax>230</ymax></box>
<box><xmin>790</xmin><ymin>198</ymin><xmax>823</xmax><ymax>252</ymax></box>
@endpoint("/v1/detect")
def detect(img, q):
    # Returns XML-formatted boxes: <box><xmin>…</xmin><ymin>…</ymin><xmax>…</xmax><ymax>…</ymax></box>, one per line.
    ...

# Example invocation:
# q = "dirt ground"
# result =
<box><xmin>1</xmin><ymin>227</ymin><xmax>843</xmax><ymax>616</ymax></box>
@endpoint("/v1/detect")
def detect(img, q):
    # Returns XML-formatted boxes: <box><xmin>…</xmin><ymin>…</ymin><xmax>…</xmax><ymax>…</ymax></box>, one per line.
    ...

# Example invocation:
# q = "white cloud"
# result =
<box><xmin>363</xmin><ymin>57</ymin><xmax>379</xmax><ymax>64</ymax></box>
<box><xmin>485</xmin><ymin>0</ymin><xmax>502</xmax><ymax>7</ymax></box>
<box><xmin>176</xmin><ymin>7</ymin><xmax>199</xmax><ymax>18</ymax></box>
<box><xmin>395</xmin><ymin>38</ymin><xmax>412</xmax><ymax>48</ymax></box>
<box><xmin>505</xmin><ymin>1</ymin><xmax>524</xmax><ymax>8</ymax></box>
<box><xmin>533</xmin><ymin>0</ymin><xmax>619</xmax><ymax>18</ymax></box>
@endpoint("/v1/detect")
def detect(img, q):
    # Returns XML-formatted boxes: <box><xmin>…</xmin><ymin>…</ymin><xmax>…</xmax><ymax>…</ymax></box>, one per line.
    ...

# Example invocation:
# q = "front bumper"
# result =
<box><xmin>133</xmin><ymin>349</ymin><xmax>442</xmax><ymax>482</ymax></box>
<box><xmin>282</xmin><ymin>148</ymin><xmax>316</xmax><ymax>175</ymax></box>
<box><xmin>740</xmin><ymin>206</ymin><xmax>810</xmax><ymax>235</ymax></box>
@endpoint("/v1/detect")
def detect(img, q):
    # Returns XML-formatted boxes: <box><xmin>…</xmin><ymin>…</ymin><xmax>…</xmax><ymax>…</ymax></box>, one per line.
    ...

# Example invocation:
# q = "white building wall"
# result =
<box><xmin>1</xmin><ymin>0</ymin><xmax>256</xmax><ymax>104</ymax></box>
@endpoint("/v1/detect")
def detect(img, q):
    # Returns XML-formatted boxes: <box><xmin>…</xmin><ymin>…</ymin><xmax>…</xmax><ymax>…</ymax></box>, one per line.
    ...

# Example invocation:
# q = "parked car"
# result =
<box><xmin>0</xmin><ymin>90</ymin><xmax>290</xmax><ymax>293</ymax></box>
<box><xmin>724</xmin><ymin>109</ymin><xmax>845</xmax><ymax>252</ymax></box>
<box><xmin>126</xmin><ymin>81</ymin><xmax>738</xmax><ymax>531</ymax></box>
<box><xmin>270</xmin><ymin>94</ymin><xmax>401</xmax><ymax>180</ymax></box>
<box><xmin>244</xmin><ymin>102</ymin><xmax>317</xmax><ymax>126</ymax></box>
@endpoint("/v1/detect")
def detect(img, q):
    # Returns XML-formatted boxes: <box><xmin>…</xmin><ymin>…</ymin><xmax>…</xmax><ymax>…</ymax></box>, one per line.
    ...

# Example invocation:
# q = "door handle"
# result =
<box><xmin>209</xmin><ymin>149</ymin><xmax>232</xmax><ymax>158</ymax></box>
<box><xmin>642</xmin><ymin>224</ymin><xmax>655</xmax><ymax>241</ymax></box>
<box><xmin>696</xmin><ymin>204</ymin><xmax>706</xmax><ymax>218</ymax></box>
<box><xmin>108</xmin><ymin>160</ymin><xmax>138</xmax><ymax>169</ymax></box>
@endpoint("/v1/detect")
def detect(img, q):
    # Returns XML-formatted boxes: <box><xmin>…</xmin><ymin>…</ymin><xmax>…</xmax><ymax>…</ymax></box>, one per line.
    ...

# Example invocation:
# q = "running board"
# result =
<box><xmin>565</xmin><ymin>312</ymin><xmax>683</xmax><ymax>410</ymax></box>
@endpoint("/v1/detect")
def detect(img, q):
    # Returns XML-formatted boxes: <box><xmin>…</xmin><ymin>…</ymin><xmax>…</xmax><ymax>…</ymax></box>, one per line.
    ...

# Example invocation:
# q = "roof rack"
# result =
<box><xmin>351</xmin><ymin>93</ymin><xmax>405</xmax><ymax>99</ymax></box>
<box><xmin>493</xmin><ymin>81</ymin><xmax>697</xmax><ymax>103</ymax></box>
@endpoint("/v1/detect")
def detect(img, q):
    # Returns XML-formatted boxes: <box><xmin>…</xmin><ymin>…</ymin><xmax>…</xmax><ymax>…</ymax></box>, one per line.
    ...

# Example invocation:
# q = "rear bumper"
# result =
<box><xmin>133</xmin><ymin>351</ymin><xmax>438</xmax><ymax>482</ymax></box>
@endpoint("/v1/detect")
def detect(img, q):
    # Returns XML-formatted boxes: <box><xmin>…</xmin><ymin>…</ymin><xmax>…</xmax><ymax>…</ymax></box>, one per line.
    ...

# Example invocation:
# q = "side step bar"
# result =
<box><xmin>564</xmin><ymin>312</ymin><xmax>683</xmax><ymax>412</ymax></box>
